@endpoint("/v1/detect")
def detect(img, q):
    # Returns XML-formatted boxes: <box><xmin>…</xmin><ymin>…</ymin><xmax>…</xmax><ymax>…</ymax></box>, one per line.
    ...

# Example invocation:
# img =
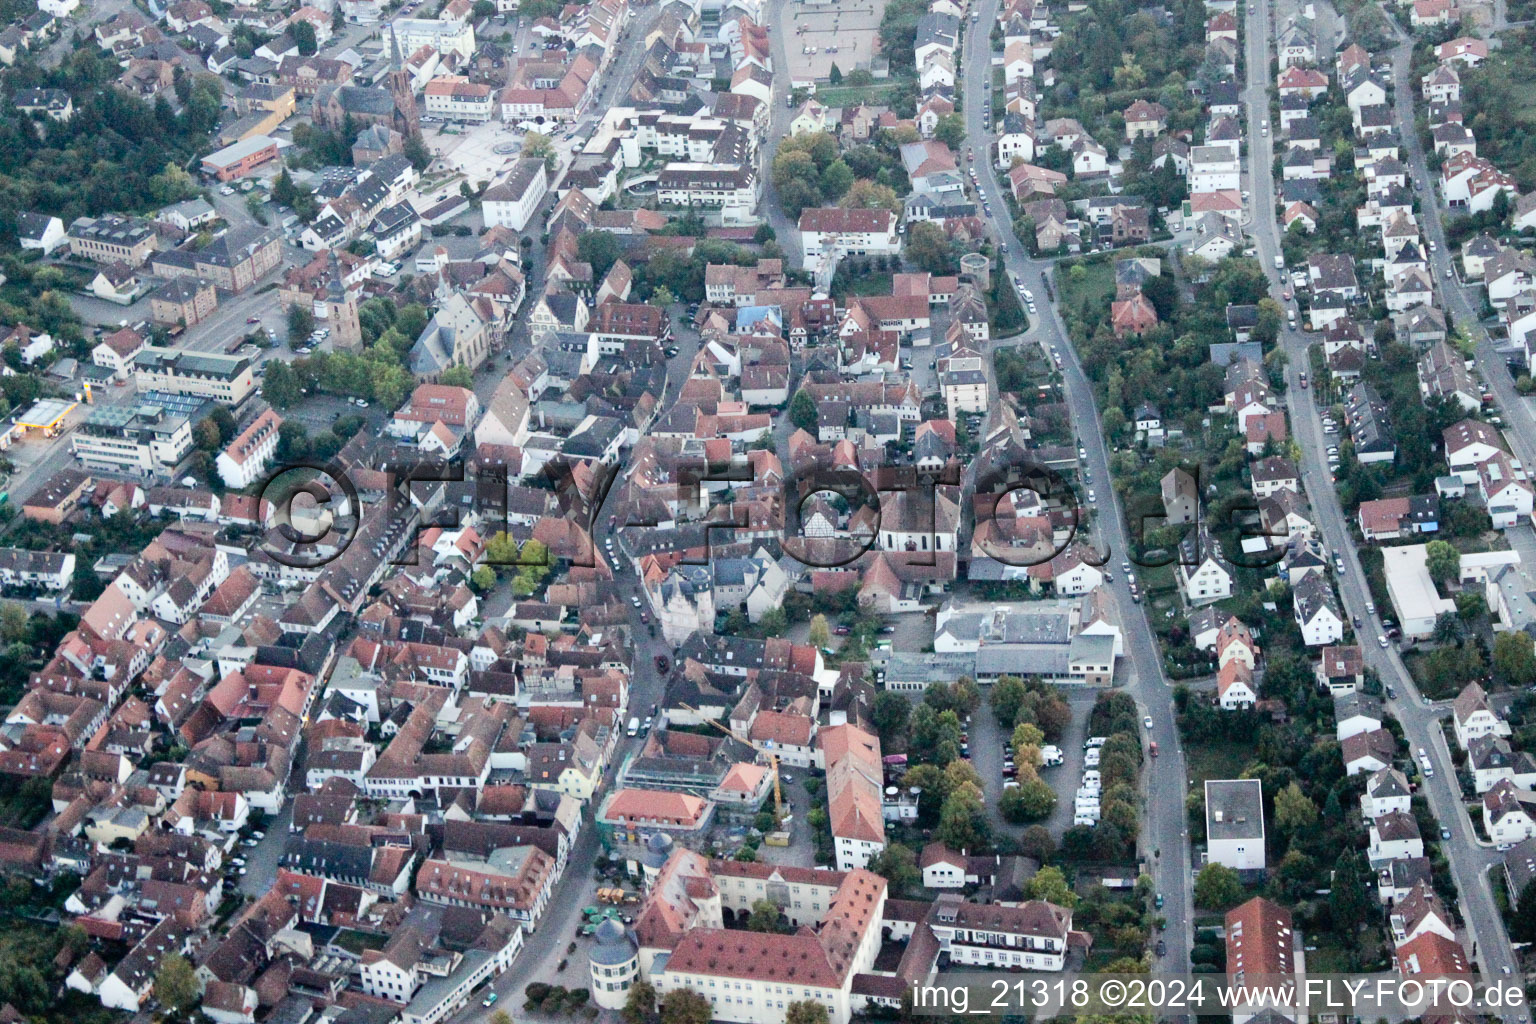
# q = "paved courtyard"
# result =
<box><xmin>426</xmin><ymin>120</ymin><xmax>528</xmax><ymax>188</ymax></box>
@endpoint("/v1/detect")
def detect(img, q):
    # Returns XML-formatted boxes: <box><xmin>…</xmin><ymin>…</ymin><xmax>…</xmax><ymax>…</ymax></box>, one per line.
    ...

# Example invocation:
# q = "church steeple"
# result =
<box><xmin>386</xmin><ymin>24</ymin><xmax>420</xmax><ymax>138</ymax></box>
<box><xmin>326</xmin><ymin>247</ymin><xmax>346</xmax><ymax>303</ymax></box>
<box><xmin>322</xmin><ymin>248</ymin><xmax>362</xmax><ymax>351</ymax></box>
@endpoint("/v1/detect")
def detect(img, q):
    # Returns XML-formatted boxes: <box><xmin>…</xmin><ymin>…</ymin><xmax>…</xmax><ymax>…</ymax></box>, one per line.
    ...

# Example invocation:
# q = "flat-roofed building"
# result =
<box><xmin>1206</xmin><ymin>778</ymin><xmax>1266</xmax><ymax>872</ymax></box>
<box><xmin>70</xmin><ymin>403</ymin><xmax>193</xmax><ymax>478</ymax></box>
<box><xmin>200</xmin><ymin>135</ymin><xmax>281</xmax><ymax>180</ymax></box>
<box><xmin>133</xmin><ymin>347</ymin><xmax>256</xmax><ymax>405</ymax></box>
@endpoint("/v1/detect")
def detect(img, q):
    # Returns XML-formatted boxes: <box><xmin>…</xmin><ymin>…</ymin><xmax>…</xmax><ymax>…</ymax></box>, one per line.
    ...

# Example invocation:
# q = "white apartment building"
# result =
<box><xmin>217</xmin><ymin>408</ymin><xmax>283</xmax><ymax>489</ymax></box>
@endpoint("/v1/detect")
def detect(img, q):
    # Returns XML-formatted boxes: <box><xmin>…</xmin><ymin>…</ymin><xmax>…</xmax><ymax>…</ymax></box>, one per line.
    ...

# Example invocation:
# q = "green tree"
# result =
<box><xmin>1025</xmin><ymin>865</ymin><xmax>1077</xmax><ymax>908</ymax></box>
<box><xmin>788</xmin><ymin>389</ymin><xmax>819</xmax><ymax>433</ymax></box>
<box><xmin>1000</xmin><ymin>777</ymin><xmax>1056</xmax><ymax>822</ymax></box>
<box><xmin>786</xmin><ymin>1001</ymin><xmax>829</xmax><ymax>1024</ymax></box>
<box><xmin>905</xmin><ymin>221</ymin><xmax>956</xmax><ymax>274</ymax></box>
<box><xmin>933</xmin><ymin>113</ymin><xmax>966</xmax><ymax>148</ymax></box>
<box><xmin>809</xmin><ymin>613</ymin><xmax>831</xmax><ymax>648</ymax></box>
<box><xmin>651</xmin><ymin>285</ymin><xmax>676</xmax><ymax>307</ymax></box>
<box><xmin>154</xmin><ymin>955</ymin><xmax>199</xmax><ymax>1019</ymax></box>
<box><xmin>287</xmin><ymin>303</ymin><xmax>315</xmax><ymax>341</ymax></box>
<box><xmin>0</xmin><ymin>603</ymin><xmax>27</xmax><ymax>644</ymax></box>
<box><xmin>934</xmin><ymin>786</ymin><xmax>988</xmax><ymax>851</ymax></box>
<box><xmin>1424</xmin><ymin>539</ymin><xmax>1460</xmax><ymax>587</ymax></box>
<box><xmin>522</xmin><ymin>130</ymin><xmax>557</xmax><ymax>170</ymax></box>
<box><xmin>828</xmin><ymin>63</ymin><xmax>843</xmax><ymax>84</ymax></box>
<box><xmin>491</xmin><ymin>1011</ymin><xmax>514</xmax><ymax>1024</ymax></box>
<box><xmin>291</xmin><ymin>18</ymin><xmax>318</xmax><ymax>54</ymax></box>
<box><xmin>484</xmin><ymin>532</ymin><xmax>522</xmax><ymax>575</ymax></box>
<box><xmin>194</xmin><ymin>417</ymin><xmax>222</xmax><ymax>452</ymax></box>
<box><xmin>513</xmin><ymin>539</ymin><xmax>552</xmax><ymax>597</ymax></box>
<box><xmin>658</xmin><ymin>988</ymin><xmax>711</xmax><ymax>1024</ymax></box>
<box><xmin>578</xmin><ymin>231</ymin><xmax>624</xmax><ymax>282</ymax></box>
<box><xmin>470</xmin><ymin>566</ymin><xmax>496</xmax><ymax>592</ymax></box>
<box><xmin>866</xmin><ymin>843</ymin><xmax>921</xmax><ymax>897</ymax></box>
<box><xmin>276</xmin><ymin>420</ymin><xmax>312</xmax><ymax>461</ymax></box>
<box><xmin>621</xmin><ymin>980</ymin><xmax>656</xmax><ymax>1024</ymax></box>
<box><xmin>746</xmin><ymin>899</ymin><xmax>785</xmax><ymax>932</ymax></box>
<box><xmin>1272</xmin><ymin>781</ymin><xmax>1318</xmax><ymax>835</ymax></box>
<box><xmin>990</xmin><ymin>675</ymin><xmax>1028</xmax><ymax>724</ymax></box>
<box><xmin>1329</xmin><ymin>850</ymin><xmax>1372</xmax><ymax>934</ymax></box>
<box><xmin>820</xmin><ymin>160</ymin><xmax>854</xmax><ymax>201</ymax></box>
<box><xmin>1494</xmin><ymin>631</ymin><xmax>1536</xmax><ymax>686</ymax></box>
<box><xmin>439</xmin><ymin>365</ymin><xmax>474</xmax><ymax>388</ymax></box>
<box><xmin>872</xmin><ymin>691</ymin><xmax>910</xmax><ymax>744</ymax></box>
<box><xmin>1193</xmin><ymin>863</ymin><xmax>1244</xmax><ymax>910</ymax></box>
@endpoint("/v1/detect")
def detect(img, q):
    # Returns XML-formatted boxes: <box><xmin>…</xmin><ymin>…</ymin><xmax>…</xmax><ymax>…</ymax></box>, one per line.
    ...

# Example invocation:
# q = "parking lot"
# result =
<box><xmin>967</xmin><ymin>688</ymin><xmax>1099</xmax><ymax>841</ymax></box>
<box><xmin>784</xmin><ymin>0</ymin><xmax>886</xmax><ymax>81</ymax></box>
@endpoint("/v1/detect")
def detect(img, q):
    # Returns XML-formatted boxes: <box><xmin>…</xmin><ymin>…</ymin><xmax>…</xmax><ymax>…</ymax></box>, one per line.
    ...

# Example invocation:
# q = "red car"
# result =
<box><xmin>1299</xmin><ymin>373</ymin><xmax>1308</xmax><ymax>388</ymax></box>
<box><xmin>654</xmin><ymin>655</ymin><xmax>670</xmax><ymax>674</ymax></box>
<box><xmin>246</xmin><ymin>317</ymin><xmax>261</xmax><ymax>324</ymax></box>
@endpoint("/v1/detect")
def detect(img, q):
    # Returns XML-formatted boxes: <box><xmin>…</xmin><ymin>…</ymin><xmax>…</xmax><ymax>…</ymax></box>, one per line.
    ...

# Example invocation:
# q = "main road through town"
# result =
<box><xmin>957</xmin><ymin>0</ymin><xmax>1197</xmax><ymax>977</ymax></box>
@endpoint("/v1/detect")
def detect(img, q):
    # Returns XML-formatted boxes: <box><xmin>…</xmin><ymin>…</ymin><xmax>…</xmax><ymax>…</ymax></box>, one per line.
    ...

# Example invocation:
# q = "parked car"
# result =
<box><xmin>483</xmin><ymin>994</ymin><xmax>498</xmax><ymax>1008</ymax></box>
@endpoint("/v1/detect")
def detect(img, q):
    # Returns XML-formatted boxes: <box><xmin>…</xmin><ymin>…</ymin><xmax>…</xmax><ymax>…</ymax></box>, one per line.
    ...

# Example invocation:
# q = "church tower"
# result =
<box><xmin>386</xmin><ymin>26</ymin><xmax>420</xmax><ymax>138</ymax></box>
<box><xmin>324</xmin><ymin>249</ymin><xmax>363</xmax><ymax>351</ymax></box>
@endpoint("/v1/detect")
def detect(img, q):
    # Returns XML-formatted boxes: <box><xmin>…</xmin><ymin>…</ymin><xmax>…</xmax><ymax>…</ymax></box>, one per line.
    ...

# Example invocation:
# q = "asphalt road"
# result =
<box><xmin>1243</xmin><ymin>0</ymin><xmax>1523</xmax><ymax>998</ymax></box>
<box><xmin>958</xmin><ymin>0</ymin><xmax>1196</xmax><ymax>973</ymax></box>
<box><xmin>446</xmin><ymin>276</ymin><xmax>701</xmax><ymax>1021</ymax></box>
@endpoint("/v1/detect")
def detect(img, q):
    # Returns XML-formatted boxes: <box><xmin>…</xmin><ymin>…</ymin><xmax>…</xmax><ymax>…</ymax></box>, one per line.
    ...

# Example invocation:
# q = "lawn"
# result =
<box><xmin>1185</xmin><ymin>740</ymin><xmax>1254</xmax><ymax>787</ymax></box>
<box><xmin>1057</xmin><ymin>258</ymin><xmax>1118</xmax><ymax>314</ymax></box>
<box><xmin>834</xmin><ymin>271</ymin><xmax>894</xmax><ymax>299</ymax></box>
<box><xmin>334</xmin><ymin>929</ymin><xmax>387</xmax><ymax>954</ymax></box>
<box><xmin>814</xmin><ymin>80</ymin><xmax>906</xmax><ymax>108</ymax></box>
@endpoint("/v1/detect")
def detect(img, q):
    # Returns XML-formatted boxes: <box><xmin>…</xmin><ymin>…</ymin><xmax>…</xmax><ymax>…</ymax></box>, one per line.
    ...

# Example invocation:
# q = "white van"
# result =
<box><xmin>1039</xmin><ymin>745</ymin><xmax>1064</xmax><ymax>767</ymax></box>
<box><xmin>627</xmin><ymin>717</ymin><xmax>640</xmax><ymax>737</ymax></box>
<box><xmin>1084</xmin><ymin>736</ymin><xmax>1107</xmax><ymax>750</ymax></box>
<box><xmin>1074</xmin><ymin>814</ymin><xmax>1099</xmax><ymax>827</ymax></box>
<box><xmin>1084</xmin><ymin>747</ymin><xmax>1101</xmax><ymax>767</ymax></box>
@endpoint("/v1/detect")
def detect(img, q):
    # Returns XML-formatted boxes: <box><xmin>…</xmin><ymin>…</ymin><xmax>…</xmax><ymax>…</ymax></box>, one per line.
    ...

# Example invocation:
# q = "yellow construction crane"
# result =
<box><xmin>680</xmin><ymin>703</ymin><xmax>785</xmax><ymax>822</ymax></box>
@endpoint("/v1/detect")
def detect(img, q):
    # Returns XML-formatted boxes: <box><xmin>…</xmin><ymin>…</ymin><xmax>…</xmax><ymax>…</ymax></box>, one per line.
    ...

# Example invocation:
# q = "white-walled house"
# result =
<box><xmin>1368</xmin><ymin>810</ymin><xmax>1424</xmax><ymax>868</ymax></box>
<box><xmin>1205</xmin><ymin>779</ymin><xmax>1265</xmax><ymax>872</ymax></box>
<box><xmin>1453</xmin><ymin>682</ymin><xmax>1511</xmax><ymax>750</ymax></box>
<box><xmin>1484</xmin><ymin>779</ymin><xmax>1536</xmax><ymax>844</ymax></box>
<box><xmin>1362</xmin><ymin>767</ymin><xmax>1412</xmax><ymax>820</ymax></box>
